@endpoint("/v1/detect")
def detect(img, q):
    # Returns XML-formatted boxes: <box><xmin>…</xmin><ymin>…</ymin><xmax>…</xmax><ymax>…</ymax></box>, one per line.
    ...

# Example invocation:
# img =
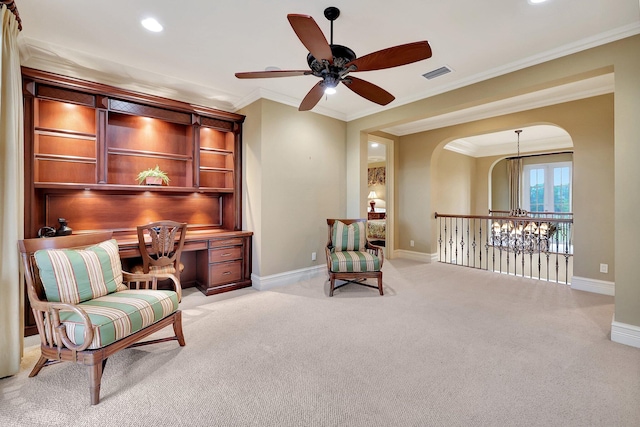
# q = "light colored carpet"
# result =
<box><xmin>1</xmin><ymin>259</ymin><xmax>639</xmax><ymax>426</ymax></box>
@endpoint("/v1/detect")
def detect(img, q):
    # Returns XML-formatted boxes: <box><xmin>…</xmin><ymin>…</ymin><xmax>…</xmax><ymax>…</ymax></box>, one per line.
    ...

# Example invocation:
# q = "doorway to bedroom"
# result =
<box><xmin>367</xmin><ymin>135</ymin><xmax>393</xmax><ymax>256</ymax></box>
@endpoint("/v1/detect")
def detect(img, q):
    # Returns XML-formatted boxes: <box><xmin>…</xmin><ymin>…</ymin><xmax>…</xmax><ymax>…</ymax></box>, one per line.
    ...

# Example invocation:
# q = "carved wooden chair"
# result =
<box><xmin>134</xmin><ymin>220</ymin><xmax>187</xmax><ymax>284</ymax></box>
<box><xmin>325</xmin><ymin>219</ymin><xmax>384</xmax><ymax>296</ymax></box>
<box><xmin>18</xmin><ymin>231</ymin><xmax>185</xmax><ymax>405</ymax></box>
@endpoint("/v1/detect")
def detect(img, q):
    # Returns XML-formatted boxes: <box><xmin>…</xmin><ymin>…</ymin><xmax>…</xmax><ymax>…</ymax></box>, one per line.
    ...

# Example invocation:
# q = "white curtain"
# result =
<box><xmin>507</xmin><ymin>157</ymin><xmax>522</xmax><ymax>213</ymax></box>
<box><xmin>0</xmin><ymin>4</ymin><xmax>24</xmax><ymax>378</ymax></box>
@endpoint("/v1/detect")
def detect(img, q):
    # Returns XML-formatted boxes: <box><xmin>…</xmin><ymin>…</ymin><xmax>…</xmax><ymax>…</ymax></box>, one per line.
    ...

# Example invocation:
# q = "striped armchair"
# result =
<box><xmin>18</xmin><ymin>232</ymin><xmax>185</xmax><ymax>405</ymax></box>
<box><xmin>325</xmin><ymin>219</ymin><xmax>384</xmax><ymax>296</ymax></box>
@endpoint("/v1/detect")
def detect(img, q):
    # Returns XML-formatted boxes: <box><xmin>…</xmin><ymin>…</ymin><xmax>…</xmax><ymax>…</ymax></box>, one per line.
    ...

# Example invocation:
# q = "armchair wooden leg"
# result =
<box><xmin>174</xmin><ymin>311</ymin><xmax>186</xmax><ymax>347</ymax></box>
<box><xmin>329</xmin><ymin>275</ymin><xmax>335</xmax><ymax>297</ymax></box>
<box><xmin>378</xmin><ymin>276</ymin><xmax>384</xmax><ymax>296</ymax></box>
<box><xmin>29</xmin><ymin>355</ymin><xmax>48</xmax><ymax>377</ymax></box>
<box><xmin>89</xmin><ymin>362</ymin><xmax>104</xmax><ymax>405</ymax></box>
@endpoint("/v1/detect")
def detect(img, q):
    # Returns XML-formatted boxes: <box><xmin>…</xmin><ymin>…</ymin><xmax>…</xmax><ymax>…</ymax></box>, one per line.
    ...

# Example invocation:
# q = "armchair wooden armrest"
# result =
<box><xmin>365</xmin><ymin>241</ymin><xmax>385</xmax><ymax>268</ymax></box>
<box><xmin>30</xmin><ymin>298</ymin><xmax>95</xmax><ymax>352</ymax></box>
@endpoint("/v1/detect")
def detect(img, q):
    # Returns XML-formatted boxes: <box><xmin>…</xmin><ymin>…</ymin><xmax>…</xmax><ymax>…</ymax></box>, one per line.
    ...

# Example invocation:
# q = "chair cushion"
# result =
<box><xmin>332</xmin><ymin>221</ymin><xmax>366</xmax><ymax>252</ymax></box>
<box><xmin>34</xmin><ymin>239</ymin><xmax>123</xmax><ymax>304</ymax></box>
<box><xmin>131</xmin><ymin>263</ymin><xmax>184</xmax><ymax>275</ymax></box>
<box><xmin>148</xmin><ymin>265</ymin><xmax>176</xmax><ymax>274</ymax></box>
<box><xmin>330</xmin><ymin>251</ymin><xmax>381</xmax><ymax>272</ymax></box>
<box><xmin>57</xmin><ymin>289</ymin><xmax>179</xmax><ymax>349</ymax></box>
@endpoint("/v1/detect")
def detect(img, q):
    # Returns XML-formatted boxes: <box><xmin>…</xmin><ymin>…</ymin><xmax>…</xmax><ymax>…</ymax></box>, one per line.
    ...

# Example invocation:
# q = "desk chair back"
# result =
<box><xmin>137</xmin><ymin>220</ymin><xmax>187</xmax><ymax>280</ymax></box>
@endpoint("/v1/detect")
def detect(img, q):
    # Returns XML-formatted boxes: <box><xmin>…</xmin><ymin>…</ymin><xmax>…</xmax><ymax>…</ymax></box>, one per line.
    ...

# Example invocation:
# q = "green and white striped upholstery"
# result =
<box><xmin>57</xmin><ymin>289</ymin><xmax>179</xmax><ymax>349</ymax></box>
<box><xmin>329</xmin><ymin>251</ymin><xmax>381</xmax><ymax>272</ymax></box>
<box><xmin>34</xmin><ymin>239</ymin><xmax>123</xmax><ymax>304</ymax></box>
<box><xmin>332</xmin><ymin>221</ymin><xmax>366</xmax><ymax>251</ymax></box>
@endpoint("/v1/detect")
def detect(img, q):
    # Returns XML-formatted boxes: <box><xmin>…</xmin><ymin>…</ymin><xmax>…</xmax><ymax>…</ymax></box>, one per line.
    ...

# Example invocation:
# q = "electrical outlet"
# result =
<box><xmin>410</xmin><ymin>240</ymin><xmax>415</xmax><ymax>247</ymax></box>
<box><xmin>599</xmin><ymin>263</ymin><xmax>608</xmax><ymax>274</ymax></box>
<box><xmin>311</xmin><ymin>252</ymin><xmax>317</xmax><ymax>261</ymax></box>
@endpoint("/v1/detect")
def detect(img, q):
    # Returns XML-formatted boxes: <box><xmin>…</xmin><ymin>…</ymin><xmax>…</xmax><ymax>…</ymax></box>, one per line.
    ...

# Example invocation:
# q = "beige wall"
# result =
<box><xmin>241</xmin><ymin>99</ymin><xmax>263</xmax><ymax>275</ymax></box>
<box><xmin>346</xmin><ymin>35</ymin><xmax>640</xmax><ymax>327</ymax></box>
<box><xmin>240</xmin><ymin>99</ymin><xmax>347</xmax><ymax>277</ymax></box>
<box><xmin>489</xmin><ymin>157</ymin><xmax>508</xmax><ymax>211</ymax></box>
<box><xmin>395</xmin><ymin>132</ymin><xmax>436</xmax><ymax>253</ymax></box>
<box><xmin>433</xmin><ymin>149</ymin><xmax>476</xmax><ymax>216</ymax></box>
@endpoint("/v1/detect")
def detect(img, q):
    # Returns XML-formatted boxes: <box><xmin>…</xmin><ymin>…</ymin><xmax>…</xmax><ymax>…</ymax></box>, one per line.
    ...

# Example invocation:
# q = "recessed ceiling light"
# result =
<box><xmin>141</xmin><ymin>17</ymin><xmax>163</xmax><ymax>32</ymax></box>
<box><xmin>528</xmin><ymin>0</ymin><xmax>549</xmax><ymax>4</ymax></box>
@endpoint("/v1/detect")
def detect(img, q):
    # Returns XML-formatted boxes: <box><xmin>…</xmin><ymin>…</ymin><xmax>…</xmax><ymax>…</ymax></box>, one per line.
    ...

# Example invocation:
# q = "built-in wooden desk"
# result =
<box><xmin>116</xmin><ymin>229</ymin><xmax>252</xmax><ymax>297</ymax></box>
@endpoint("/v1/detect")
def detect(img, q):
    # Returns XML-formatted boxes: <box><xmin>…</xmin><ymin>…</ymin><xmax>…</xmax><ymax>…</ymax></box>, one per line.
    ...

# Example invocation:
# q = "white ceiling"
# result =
<box><xmin>446</xmin><ymin>124</ymin><xmax>572</xmax><ymax>158</ymax></box>
<box><xmin>15</xmin><ymin>1</ymin><xmax>640</xmax><ymax>125</ymax></box>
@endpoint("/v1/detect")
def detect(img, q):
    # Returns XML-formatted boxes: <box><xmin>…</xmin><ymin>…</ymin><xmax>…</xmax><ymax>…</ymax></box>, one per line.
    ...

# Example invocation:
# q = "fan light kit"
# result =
<box><xmin>235</xmin><ymin>6</ymin><xmax>433</xmax><ymax>111</ymax></box>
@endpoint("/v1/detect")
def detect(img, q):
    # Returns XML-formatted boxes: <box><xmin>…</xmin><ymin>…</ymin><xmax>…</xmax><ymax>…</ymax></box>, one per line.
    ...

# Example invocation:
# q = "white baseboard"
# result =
<box><xmin>395</xmin><ymin>249</ymin><xmax>432</xmax><ymax>263</ymax></box>
<box><xmin>611</xmin><ymin>317</ymin><xmax>640</xmax><ymax>348</ymax></box>
<box><xmin>571</xmin><ymin>276</ymin><xmax>615</xmax><ymax>296</ymax></box>
<box><xmin>252</xmin><ymin>265</ymin><xmax>326</xmax><ymax>291</ymax></box>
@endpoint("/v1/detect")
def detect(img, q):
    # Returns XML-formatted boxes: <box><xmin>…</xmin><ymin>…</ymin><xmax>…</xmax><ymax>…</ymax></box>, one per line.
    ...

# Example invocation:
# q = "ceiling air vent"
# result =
<box><xmin>422</xmin><ymin>66</ymin><xmax>453</xmax><ymax>80</ymax></box>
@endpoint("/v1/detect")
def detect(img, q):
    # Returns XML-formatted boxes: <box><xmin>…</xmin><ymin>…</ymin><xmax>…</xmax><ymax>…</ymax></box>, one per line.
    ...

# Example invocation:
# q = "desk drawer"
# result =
<box><xmin>209</xmin><ymin>246</ymin><xmax>242</xmax><ymax>263</ymax></box>
<box><xmin>209</xmin><ymin>238</ymin><xmax>243</xmax><ymax>248</ymax></box>
<box><xmin>209</xmin><ymin>261</ymin><xmax>242</xmax><ymax>285</ymax></box>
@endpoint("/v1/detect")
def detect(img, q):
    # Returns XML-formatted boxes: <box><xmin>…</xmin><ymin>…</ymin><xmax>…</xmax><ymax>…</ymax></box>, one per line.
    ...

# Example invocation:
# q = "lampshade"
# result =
<box><xmin>367</xmin><ymin>191</ymin><xmax>377</xmax><ymax>199</ymax></box>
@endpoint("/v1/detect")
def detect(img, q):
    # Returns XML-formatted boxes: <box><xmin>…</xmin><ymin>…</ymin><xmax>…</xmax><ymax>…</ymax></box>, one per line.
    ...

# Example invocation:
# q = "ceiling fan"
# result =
<box><xmin>235</xmin><ymin>6</ymin><xmax>433</xmax><ymax>111</ymax></box>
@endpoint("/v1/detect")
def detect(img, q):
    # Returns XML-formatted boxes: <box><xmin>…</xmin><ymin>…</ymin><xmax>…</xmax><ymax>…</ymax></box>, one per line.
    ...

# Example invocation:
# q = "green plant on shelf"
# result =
<box><xmin>136</xmin><ymin>165</ymin><xmax>170</xmax><ymax>186</ymax></box>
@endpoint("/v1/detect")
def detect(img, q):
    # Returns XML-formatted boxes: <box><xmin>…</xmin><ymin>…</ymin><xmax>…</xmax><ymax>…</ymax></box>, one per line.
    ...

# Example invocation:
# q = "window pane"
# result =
<box><xmin>529</xmin><ymin>168</ymin><xmax>544</xmax><ymax>212</ymax></box>
<box><xmin>553</xmin><ymin>166</ymin><xmax>570</xmax><ymax>212</ymax></box>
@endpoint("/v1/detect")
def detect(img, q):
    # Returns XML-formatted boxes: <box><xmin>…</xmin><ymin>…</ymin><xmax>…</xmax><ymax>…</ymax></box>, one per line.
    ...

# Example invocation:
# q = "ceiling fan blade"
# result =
<box><xmin>235</xmin><ymin>70</ymin><xmax>311</xmax><ymax>79</ymax></box>
<box><xmin>346</xmin><ymin>41</ymin><xmax>432</xmax><ymax>72</ymax></box>
<box><xmin>287</xmin><ymin>14</ymin><xmax>333</xmax><ymax>64</ymax></box>
<box><xmin>342</xmin><ymin>76</ymin><xmax>395</xmax><ymax>106</ymax></box>
<box><xmin>299</xmin><ymin>81</ymin><xmax>325</xmax><ymax>111</ymax></box>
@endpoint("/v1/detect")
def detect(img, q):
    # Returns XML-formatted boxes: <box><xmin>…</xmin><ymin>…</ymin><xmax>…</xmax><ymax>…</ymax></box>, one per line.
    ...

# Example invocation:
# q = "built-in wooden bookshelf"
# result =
<box><xmin>23</xmin><ymin>67</ymin><xmax>246</xmax><ymax>235</ymax></box>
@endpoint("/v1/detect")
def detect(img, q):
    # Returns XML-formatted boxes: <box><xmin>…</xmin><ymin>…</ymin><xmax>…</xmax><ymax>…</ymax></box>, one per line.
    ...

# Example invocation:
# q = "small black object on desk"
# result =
<box><xmin>55</xmin><ymin>218</ymin><xmax>72</xmax><ymax>236</ymax></box>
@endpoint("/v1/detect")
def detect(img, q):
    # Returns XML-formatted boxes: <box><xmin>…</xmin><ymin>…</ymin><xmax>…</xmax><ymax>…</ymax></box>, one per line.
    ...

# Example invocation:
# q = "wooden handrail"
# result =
<box><xmin>1</xmin><ymin>1</ymin><xmax>22</xmax><ymax>31</ymax></box>
<box><xmin>434</xmin><ymin>212</ymin><xmax>574</xmax><ymax>223</ymax></box>
<box><xmin>489</xmin><ymin>209</ymin><xmax>573</xmax><ymax>216</ymax></box>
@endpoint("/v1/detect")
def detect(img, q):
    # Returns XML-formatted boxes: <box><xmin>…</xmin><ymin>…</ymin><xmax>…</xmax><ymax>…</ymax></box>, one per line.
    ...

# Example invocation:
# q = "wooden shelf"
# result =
<box><xmin>199</xmin><ymin>167</ymin><xmax>233</xmax><ymax>172</ymax></box>
<box><xmin>34</xmin><ymin>154</ymin><xmax>96</xmax><ymax>163</ymax></box>
<box><xmin>35</xmin><ymin>128</ymin><xmax>96</xmax><ymax>139</ymax></box>
<box><xmin>200</xmin><ymin>147</ymin><xmax>233</xmax><ymax>155</ymax></box>
<box><xmin>108</xmin><ymin>147</ymin><xmax>192</xmax><ymax>161</ymax></box>
<box><xmin>33</xmin><ymin>182</ymin><xmax>234</xmax><ymax>193</ymax></box>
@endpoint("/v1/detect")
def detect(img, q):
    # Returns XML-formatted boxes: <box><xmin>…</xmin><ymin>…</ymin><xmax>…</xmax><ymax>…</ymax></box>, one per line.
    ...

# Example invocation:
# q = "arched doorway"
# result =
<box><xmin>434</xmin><ymin>124</ymin><xmax>575</xmax><ymax>283</ymax></box>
